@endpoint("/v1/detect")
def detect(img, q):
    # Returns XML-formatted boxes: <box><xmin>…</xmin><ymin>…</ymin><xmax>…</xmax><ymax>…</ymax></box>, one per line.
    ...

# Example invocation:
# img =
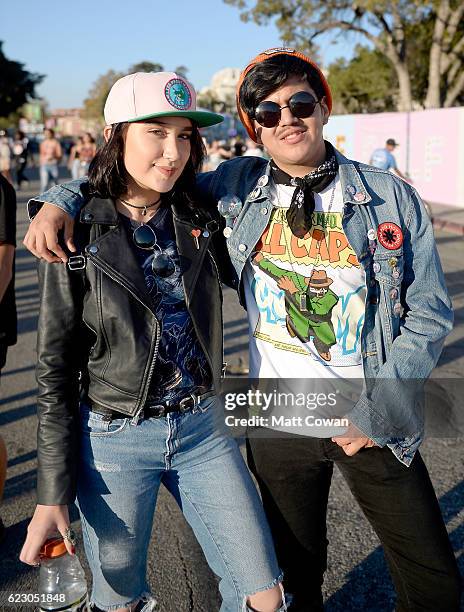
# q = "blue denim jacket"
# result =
<box><xmin>29</xmin><ymin>150</ymin><xmax>453</xmax><ymax>465</ymax></box>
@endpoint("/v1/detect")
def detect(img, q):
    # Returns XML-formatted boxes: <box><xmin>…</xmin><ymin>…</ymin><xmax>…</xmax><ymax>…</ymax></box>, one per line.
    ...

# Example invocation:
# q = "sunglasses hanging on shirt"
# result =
<box><xmin>253</xmin><ymin>91</ymin><xmax>322</xmax><ymax>128</ymax></box>
<box><xmin>132</xmin><ymin>224</ymin><xmax>176</xmax><ymax>278</ymax></box>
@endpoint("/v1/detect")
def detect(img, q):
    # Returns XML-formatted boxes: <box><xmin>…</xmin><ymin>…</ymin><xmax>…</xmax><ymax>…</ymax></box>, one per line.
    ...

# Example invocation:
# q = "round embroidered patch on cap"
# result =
<box><xmin>377</xmin><ymin>222</ymin><xmax>403</xmax><ymax>250</ymax></box>
<box><xmin>164</xmin><ymin>78</ymin><xmax>192</xmax><ymax>110</ymax></box>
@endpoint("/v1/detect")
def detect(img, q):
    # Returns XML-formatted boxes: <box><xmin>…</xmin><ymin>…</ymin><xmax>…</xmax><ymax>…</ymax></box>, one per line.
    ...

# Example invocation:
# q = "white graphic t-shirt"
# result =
<box><xmin>242</xmin><ymin>176</ymin><xmax>366</xmax><ymax>435</ymax></box>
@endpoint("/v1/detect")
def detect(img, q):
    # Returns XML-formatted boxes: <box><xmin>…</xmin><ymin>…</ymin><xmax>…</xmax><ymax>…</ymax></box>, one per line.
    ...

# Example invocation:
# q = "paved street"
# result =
<box><xmin>0</xmin><ymin>174</ymin><xmax>462</xmax><ymax>611</ymax></box>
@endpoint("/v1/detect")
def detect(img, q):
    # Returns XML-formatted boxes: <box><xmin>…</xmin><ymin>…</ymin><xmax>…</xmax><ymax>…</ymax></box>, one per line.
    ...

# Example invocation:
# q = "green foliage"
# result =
<box><xmin>0</xmin><ymin>41</ymin><xmax>44</xmax><ymax>118</ymax></box>
<box><xmin>0</xmin><ymin>111</ymin><xmax>22</xmax><ymax>131</ymax></box>
<box><xmin>82</xmin><ymin>69</ymin><xmax>123</xmax><ymax>120</ymax></box>
<box><xmin>174</xmin><ymin>65</ymin><xmax>189</xmax><ymax>78</ymax></box>
<box><xmin>129</xmin><ymin>61</ymin><xmax>164</xmax><ymax>73</ymax></box>
<box><xmin>328</xmin><ymin>46</ymin><xmax>397</xmax><ymax>113</ymax></box>
<box><xmin>224</xmin><ymin>0</ymin><xmax>464</xmax><ymax>109</ymax></box>
<box><xmin>405</xmin><ymin>17</ymin><xmax>434</xmax><ymax>104</ymax></box>
<box><xmin>406</xmin><ymin>12</ymin><xmax>464</xmax><ymax>106</ymax></box>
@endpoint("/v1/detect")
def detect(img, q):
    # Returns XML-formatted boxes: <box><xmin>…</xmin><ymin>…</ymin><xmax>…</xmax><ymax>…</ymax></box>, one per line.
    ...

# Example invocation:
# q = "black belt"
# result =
<box><xmin>88</xmin><ymin>389</ymin><xmax>216</xmax><ymax>420</ymax></box>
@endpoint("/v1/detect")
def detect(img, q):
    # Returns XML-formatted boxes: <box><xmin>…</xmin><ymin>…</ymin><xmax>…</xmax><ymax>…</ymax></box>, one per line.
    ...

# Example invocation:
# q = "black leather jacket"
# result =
<box><xmin>36</xmin><ymin>196</ymin><xmax>230</xmax><ymax>505</ymax></box>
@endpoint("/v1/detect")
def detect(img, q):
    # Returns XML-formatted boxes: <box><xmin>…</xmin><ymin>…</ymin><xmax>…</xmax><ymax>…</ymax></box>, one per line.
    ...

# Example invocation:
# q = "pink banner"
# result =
<box><xmin>353</xmin><ymin>113</ymin><xmax>408</xmax><ymax>171</ymax></box>
<box><xmin>408</xmin><ymin>108</ymin><xmax>461</xmax><ymax>206</ymax></box>
<box><xmin>326</xmin><ymin>107</ymin><xmax>464</xmax><ymax>208</ymax></box>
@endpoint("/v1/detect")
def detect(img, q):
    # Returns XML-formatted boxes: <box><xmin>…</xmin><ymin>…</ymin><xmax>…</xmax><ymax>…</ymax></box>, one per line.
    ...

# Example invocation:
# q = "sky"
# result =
<box><xmin>2</xmin><ymin>0</ymin><xmax>357</xmax><ymax>110</ymax></box>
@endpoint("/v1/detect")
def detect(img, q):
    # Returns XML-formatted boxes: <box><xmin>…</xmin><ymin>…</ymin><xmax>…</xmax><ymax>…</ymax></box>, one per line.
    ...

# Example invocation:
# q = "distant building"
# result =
<box><xmin>198</xmin><ymin>67</ymin><xmax>241</xmax><ymax>114</ymax></box>
<box><xmin>18</xmin><ymin>99</ymin><xmax>47</xmax><ymax>135</ymax></box>
<box><xmin>47</xmin><ymin>108</ymin><xmax>99</xmax><ymax>138</ymax></box>
<box><xmin>198</xmin><ymin>67</ymin><xmax>246</xmax><ymax>141</ymax></box>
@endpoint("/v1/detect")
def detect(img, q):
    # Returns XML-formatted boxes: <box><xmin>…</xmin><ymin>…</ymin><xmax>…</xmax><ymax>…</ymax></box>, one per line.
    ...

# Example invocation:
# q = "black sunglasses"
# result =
<box><xmin>253</xmin><ymin>91</ymin><xmax>321</xmax><ymax>128</ymax></box>
<box><xmin>132</xmin><ymin>224</ymin><xmax>175</xmax><ymax>278</ymax></box>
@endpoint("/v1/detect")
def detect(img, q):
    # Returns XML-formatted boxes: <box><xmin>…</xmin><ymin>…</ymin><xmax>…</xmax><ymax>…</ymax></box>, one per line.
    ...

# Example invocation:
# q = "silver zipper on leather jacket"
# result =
<box><xmin>86</xmin><ymin>257</ymin><xmax>162</xmax><ymax>415</ymax></box>
<box><xmin>134</xmin><ymin>323</ymin><xmax>161</xmax><ymax>421</ymax></box>
<box><xmin>207</xmin><ymin>249</ymin><xmax>225</xmax><ymax>378</ymax></box>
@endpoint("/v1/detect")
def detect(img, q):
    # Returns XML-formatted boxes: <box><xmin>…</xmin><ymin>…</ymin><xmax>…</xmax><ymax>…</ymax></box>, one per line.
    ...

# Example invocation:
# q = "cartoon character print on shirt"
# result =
<box><xmin>251</xmin><ymin>207</ymin><xmax>365</xmax><ymax>366</ymax></box>
<box><xmin>253</xmin><ymin>253</ymin><xmax>338</xmax><ymax>362</ymax></box>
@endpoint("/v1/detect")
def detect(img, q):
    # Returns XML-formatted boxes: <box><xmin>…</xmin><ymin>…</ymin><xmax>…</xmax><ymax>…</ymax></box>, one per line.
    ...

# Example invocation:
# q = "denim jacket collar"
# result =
<box><xmin>335</xmin><ymin>150</ymin><xmax>372</xmax><ymax>206</ymax></box>
<box><xmin>247</xmin><ymin>150</ymin><xmax>372</xmax><ymax>206</ymax></box>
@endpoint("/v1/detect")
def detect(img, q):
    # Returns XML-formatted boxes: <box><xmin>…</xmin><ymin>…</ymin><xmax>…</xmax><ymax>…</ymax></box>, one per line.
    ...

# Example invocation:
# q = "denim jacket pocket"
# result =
<box><xmin>371</xmin><ymin>249</ymin><xmax>404</xmax><ymax>286</ymax></box>
<box><xmin>372</xmin><ymin>251</ymin><xmax>404</xmax><ymax>348</ymax></box>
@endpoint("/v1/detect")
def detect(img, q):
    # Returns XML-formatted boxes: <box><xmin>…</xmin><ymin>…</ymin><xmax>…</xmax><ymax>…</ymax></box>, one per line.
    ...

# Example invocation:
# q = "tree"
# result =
<box><xmin>82</xmin><ymin>69</ymin><xmax>123</xmax><ymax>120</ymax></box>
<box><xmin>0</xmin><ymin>41</ymin><xmax>44</xmax><ymax>118</ymax></box>
<box><xmin>224</xmin><ymin>0</ymin><xmax>464</xmax><ymax>110</ymax></box>
<box><xmin>424</xmin><ymin>0</ymin><xmax>464</xmax><ymax>107</ymax></box>
<box><xmin>328</xmin><ymin>46</ymin><xmax>397</xmax><ymax>113</ymax></box>
<box><xmin>129</xmin><ymin>61</ymin><xmax>164</xmax><ymax>73</ymax></box>
<box><xmin>174</xmin><ymin>65</ymin><xmax>189</xmax><ymax>78</ymax></box>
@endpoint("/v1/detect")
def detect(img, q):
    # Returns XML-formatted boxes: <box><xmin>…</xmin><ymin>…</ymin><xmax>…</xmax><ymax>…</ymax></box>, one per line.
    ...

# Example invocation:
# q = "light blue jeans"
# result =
<box><xmin>76</xmin><ymin>397</ymin><xmax>284</xmax><ymax>611</ymax></box>
<box><xmin>39</xmin><ymin>162</ymin><xmax>59</xmax><ymax>193</ymax></box>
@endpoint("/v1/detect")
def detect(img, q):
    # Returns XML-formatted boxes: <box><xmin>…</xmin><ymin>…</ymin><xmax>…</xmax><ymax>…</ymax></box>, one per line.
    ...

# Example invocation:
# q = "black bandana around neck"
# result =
<box><xmin>270</xmin><ymin>141</ymin><xmax>339</xmax><ymax>238</ymax></box>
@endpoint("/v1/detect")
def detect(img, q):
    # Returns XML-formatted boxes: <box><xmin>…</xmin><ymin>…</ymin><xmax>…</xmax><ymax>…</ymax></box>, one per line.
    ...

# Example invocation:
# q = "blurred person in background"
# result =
<box><xmin>77</xmin><ymin>132</ymin><xmax>97</xmax><ymax>178</ymax></box>
<box><xmin>39</xmin><ymin>128</ymin><xmax>62</xmax><ymax>192</ymax></box>
<box><xmin>205</xmin><ymin>139</ymin><xmax>231</xmax><ymax>171</ymax></box>
<box><xmin>0</xmin><ymin>131</ymin><xmax>13</xmax><ymax>184</ymax></box>
<box><xmin>68</xmin><ymin>136</ymin><xmax>84</xmax><ymax>180</ymax></box>
<box><xmin>0</xmin><ymin>174</ymin><xmax>17</xmax><ymax>543</ymax></box>
<box><xmin>12</xmin><ymin>130</ymin><xmax>29</xmax><ymax>190</ymax></box>
<box><xmin>370</xmin><ymin>138</ymin><xmax>411</xmax><ymax>183</ymax></box>
<box><xmin>232</xmin><ymin>136</ymin><xmax>246</xmax><ymax>157</ymax></box>
<box><xmin>243</xmin><ymin>137</ymin><xmax>265</xmax><ymax>158</ymax></box>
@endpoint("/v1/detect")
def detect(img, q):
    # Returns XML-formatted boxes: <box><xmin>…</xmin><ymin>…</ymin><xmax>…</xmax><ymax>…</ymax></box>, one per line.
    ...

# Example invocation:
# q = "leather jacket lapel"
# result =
<box><xmin>172</xmin><ymin>213</ymin><xmax>212</xmax><ymax>303</ymax></box>
<box><xmin>81</xmin><ymin>198</ymin><xmax>155</xmax><ymax>313</ymax></box>
<box><xmin>88</xmin><ymin>224</ymin><xmax>155</xmax><ymax>313</ymax></box>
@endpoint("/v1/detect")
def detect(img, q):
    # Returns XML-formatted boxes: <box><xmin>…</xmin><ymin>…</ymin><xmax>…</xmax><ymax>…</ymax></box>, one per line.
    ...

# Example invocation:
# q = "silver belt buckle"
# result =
<box><xmin>68</xmin><ymin>255</ymin><xmax>86</xmax><ymax>271</ymax></box>
<box><xmin>179</xmin><ymin>392</ymin><xmax>198</xmax><ymax>413</ymax></box>
<box><xmin>178</xmin><ymin>394</ymin><xmax>193</xmax><ymax>413</ymax></box>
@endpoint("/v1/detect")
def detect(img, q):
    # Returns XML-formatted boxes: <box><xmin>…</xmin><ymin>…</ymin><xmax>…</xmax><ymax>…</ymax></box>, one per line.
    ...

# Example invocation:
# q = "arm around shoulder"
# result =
<box><xmin>25</xmin><ymin>179</ymin><xmax>91</xmax><ymax>263</ymax></box>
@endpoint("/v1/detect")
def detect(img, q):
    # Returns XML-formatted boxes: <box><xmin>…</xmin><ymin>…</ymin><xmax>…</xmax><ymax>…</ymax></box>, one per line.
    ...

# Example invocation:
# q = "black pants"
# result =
<box><xmin>13</xmin><ymin>158</ymin><xmax>28</xmax><ymax>188</ymax></box>
<box><xmin>247</xmin><ymin>433</ymin><xmax>461</xmax><ymax>611</ymax></box>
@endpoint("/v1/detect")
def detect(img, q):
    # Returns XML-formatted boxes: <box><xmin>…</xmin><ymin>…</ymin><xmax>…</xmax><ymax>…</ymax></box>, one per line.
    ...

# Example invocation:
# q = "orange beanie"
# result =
<box><xmin>236</xmin><ymin>47</ymin><xmax>332</xmax><ymax>142</ymax></box>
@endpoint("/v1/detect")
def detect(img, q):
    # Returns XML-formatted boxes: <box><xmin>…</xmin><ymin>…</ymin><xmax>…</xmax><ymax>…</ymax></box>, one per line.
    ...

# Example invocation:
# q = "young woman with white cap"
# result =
<box><xmin>20</xmin><ymin>72</ymin><xmax>285</xmax><ymax>612</ymax></box>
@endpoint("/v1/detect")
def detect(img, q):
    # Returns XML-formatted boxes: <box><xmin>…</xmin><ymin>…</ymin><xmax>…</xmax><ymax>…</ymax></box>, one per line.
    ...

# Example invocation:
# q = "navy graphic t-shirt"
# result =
<box><xmin>119</xmin><ymin>206</ymin><xmax>211</xmax><ymax>404</ymax></box>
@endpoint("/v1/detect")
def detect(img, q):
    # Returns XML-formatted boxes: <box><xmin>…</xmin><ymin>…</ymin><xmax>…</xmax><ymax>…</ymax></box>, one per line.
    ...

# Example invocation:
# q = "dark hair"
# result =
<box><xmin>239</xmin><ymin>55</ymin><xmax>326</xmax><ymax>118</ymax></box>
<box><xmin>88</xmin><ymin>121</ymin><xmax>206</xmax><ymax>208</ymax></box>
<box><xmin>44</xmin><ymin>128</ymin><xmax>55</xmax><ymax>137</ymax></box>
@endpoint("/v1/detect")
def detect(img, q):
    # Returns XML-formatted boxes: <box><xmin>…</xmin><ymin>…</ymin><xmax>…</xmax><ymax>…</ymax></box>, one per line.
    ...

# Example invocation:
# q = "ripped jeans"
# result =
<box><xmin>76</xmin><ymin>397</ymin><xmax>284</xmax><ymax>611</ymax></box>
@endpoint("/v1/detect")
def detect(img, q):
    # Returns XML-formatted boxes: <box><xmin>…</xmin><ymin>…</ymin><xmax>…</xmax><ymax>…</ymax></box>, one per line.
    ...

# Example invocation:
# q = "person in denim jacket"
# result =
<box><xmin>24</xmin><ymin>49</ymin><xmax>461</xmax><ymax>611</ymax></box>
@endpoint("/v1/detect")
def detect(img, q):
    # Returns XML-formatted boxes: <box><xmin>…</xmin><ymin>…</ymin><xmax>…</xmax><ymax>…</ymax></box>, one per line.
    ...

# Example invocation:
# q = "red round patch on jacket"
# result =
<box><xmin>377</xmin><ymin>222</ymin><xmax>403</xmax><ymax>250</ymax></box>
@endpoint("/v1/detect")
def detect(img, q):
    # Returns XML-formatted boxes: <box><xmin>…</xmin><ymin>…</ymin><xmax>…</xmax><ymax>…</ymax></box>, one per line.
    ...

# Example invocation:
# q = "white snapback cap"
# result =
<box><xmin>104</xmin><ymin>72</ymin><xmax>223</xmax><ymax>128</ymax></box>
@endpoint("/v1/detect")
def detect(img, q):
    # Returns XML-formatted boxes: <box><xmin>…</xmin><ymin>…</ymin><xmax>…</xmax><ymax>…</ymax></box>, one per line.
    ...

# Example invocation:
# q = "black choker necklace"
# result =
<box><xmin>119</xmin><ymin>196</ymin><xmax>162</xmax><ymax>216</ymax></box>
